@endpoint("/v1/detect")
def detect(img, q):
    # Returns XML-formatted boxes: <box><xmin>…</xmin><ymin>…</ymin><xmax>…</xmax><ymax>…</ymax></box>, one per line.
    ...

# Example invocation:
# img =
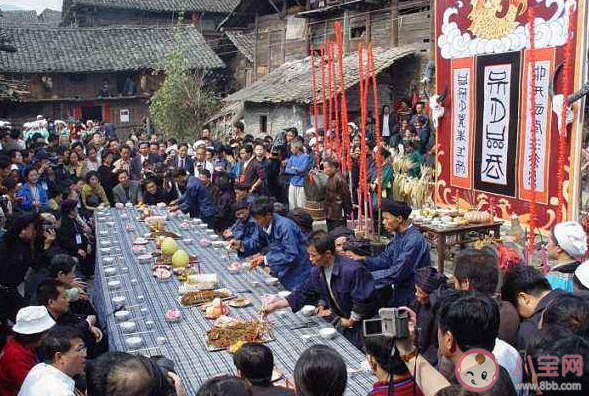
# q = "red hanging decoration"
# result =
<box><xmin>326</xmin><ymin>40</ymin><xmax>334</xmax><ymax>155</ymax></box>
<box><xmin>557</xmin><ymin>6</ymin><xmax>575</xmax><ymax>222</ymax></box>
<box><xmin>329</xmin><ymin>41</ymin><xmax>341</xmax><ymax>163</ymax></box>
<box><xmin>320</xmin><ymin>45</ymin><xmax>328</xmax><ymax>156</ymax></box>
<box><xmin>310</xmin><ymin>45</ymin><xmax>321</xmax><ymax>167</ymax></box>
<box><xmin>368</xmin><ymin>44</ymin><xmax>383</xmax><ymax>206</ymax></box>
<box><xmin>335</xmin><ymin>21</ymin><xmax>351</xmax><ymax>174</ymax></box>
<box><xmin>527</xmin><ymin>5</ymin><xmax>537</xmax><ymax>255</ymax></box>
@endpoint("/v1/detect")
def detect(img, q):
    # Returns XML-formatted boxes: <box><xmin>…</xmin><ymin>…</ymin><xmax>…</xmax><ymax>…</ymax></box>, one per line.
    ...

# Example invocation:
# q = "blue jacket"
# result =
<box><xmin>231</xmin><ymin>215</ymin><xmax>266</xmax><ymax>258</ymax></box>
<box><xmin>364</xmin><ymin>225</ymin><xmax>431</xmax><ymax>306</ymax></box>
<box><xmin>16</xmin><ymin>182</ymin><xmax>49</xmax><ymax>212</ymax></box>
<box><xmin>284</xmin><ymin>153</ymin><xmax>311</xmax><ymax>186</ymax></box>
<box><xmin>287</xmin><ymin>255</ymin><xmax>379</xmax><ymax>348</ymax></box>
<box><xmin>179</xmin><ymin>176</ymin><xmax>217</xmax><ymax>219</ymax></box>
<box><xmin>259</xmin><ymin>214</ymin><xmax>311</xmax><ymax>290</ymax></box>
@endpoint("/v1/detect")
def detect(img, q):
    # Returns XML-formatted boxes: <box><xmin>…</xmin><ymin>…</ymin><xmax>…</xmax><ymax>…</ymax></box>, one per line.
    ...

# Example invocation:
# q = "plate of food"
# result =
<box><xmin>133</xmin><ymin>237</ymin><xmax>149</xmax><ymax>245</ymax></box>
<box><xmin>153</xmin><ymin>265</ymin><xmax>172</xmax><ymax>280</ymax></box>
<box><xmin>206</xmin><ymin>319</ymin><xmax>273</xmax><ymax>352</ymax></box>
<box><xmin>186</xmin><ymin>273</ymin><xmax>217</xmax><ymax>290</ymax></box>
<box><xmin>149</xmin><ymin>230</ymin><xmax>181</xmax><ymax>240</ymax></box>
<box><xmin>179</xmin><ymin>288</ymin><xmax>233</xmax><ymax>307</ymax></box>
<box><xmin>228</xmin><ymin>297</ymin><xmax>252</xmax><ymax>308</ymax></box>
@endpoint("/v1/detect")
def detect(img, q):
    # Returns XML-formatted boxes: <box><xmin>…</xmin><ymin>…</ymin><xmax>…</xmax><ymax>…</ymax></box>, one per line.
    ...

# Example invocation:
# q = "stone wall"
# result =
<box><xmin>243</xmin><ymin>102</ymin><xmax>311</xmax><ymax>136</ymax></box>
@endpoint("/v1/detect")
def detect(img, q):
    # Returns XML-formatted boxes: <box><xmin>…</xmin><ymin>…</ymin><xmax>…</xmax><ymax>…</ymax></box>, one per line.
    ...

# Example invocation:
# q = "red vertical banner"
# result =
<box><xmin>320</xmin><ymin>45</ymin><xmax>327</xmax><ymax>152</ymax></box>
<box><xmin>449</xmin><ymin>57</ymin><xmax>475</xmax><ymax>190</ymax></box>
<box><xmin>334</xmin><ymin>21</ymin><xmax>350</xmax><ymax>175</ymax></box>
<box><xmin>518</xmin><ymin>47</ymin><xmax>554</xmax><ymax>205</ymax></box>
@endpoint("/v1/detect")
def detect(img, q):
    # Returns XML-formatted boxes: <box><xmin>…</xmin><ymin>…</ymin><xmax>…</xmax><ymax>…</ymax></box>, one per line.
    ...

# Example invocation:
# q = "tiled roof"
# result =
<box><xmin>224</xmin><ymin>31</ymin><xmax>254</xmax><ymax>62</ymax></box>
<box><xmin>68</xmin><ymin>0</ymin><xmax>240</xmax><ymax>13</ymax></box>
<box><xmin>0</xmin><ymin>25</ymin><xmax>224</xmax><ymax>73</ymax></box>
<box><xmin>38</xmin><ymin>9</ymin><xmax>62</xmax><ymax>25</ymax></box>
<box><xmin>225</xmin><ymin>45</ymin><xmax>417</xmax><ymax>104</ymax></box>
<box><xmin>0</xmin><ymin>10</ymin><xmax>38</xmax><ymax>23</ymax></box>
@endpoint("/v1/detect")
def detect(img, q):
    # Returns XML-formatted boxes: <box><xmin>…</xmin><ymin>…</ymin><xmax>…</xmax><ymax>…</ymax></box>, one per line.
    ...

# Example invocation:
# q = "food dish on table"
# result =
<box><xmin>228</xmin><ymin>297</ymin><xmax>252</xmax><ymax>308</ymax></box>
<box><xmin>205</xmin><ymin>298</ymin><xmax>227</xmax><ymax>319</ymax></box>
<box><xmin>206</xmin><ymin>319</ymin><xmax>273</xmax><ymax>351</ymax></box>
<box><xmin>179</xmin><ymin>288</ymin><xmax>233</xmax><ymax>306</ymax></box>
<box><xmin>165</xmin><ymin>309</ymin><xmax>181</xmax><ymax>322</ymax></box>
<box><xmin>153</xmin><ymin>265</ymin><xmax>172</xmax><ymax>280</ymax></box>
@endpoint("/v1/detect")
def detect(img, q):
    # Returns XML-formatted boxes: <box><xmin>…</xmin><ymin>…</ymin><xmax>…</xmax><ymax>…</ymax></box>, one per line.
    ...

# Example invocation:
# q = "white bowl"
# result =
<box><xmin>101</xmin><ymin>248</ymin><xmax>112</xmax><ymax>254</ymax></box>
<box><xmin>301</xmin><ymin>305</ymin><xmax>316</xmax><ymax>317</ymax></box>
<box><xmin>209</xmin><ymin>234</ymin><xmax>220</xmax><ymax>241</ymax></box>
<box><xmin>114</xmin><ymin>310</ymin><xmax>131</xmax><ymax>322</ymax></box>
<box><xmin>101</xmin><ymin>240</ymin><xmax>111</xmax><ymax>246</ymax></box>
<box><xmin>278</xmin><ymin>291</ymin><xmax>291</xmax><ymax>298</ymax></box>
<box><xmin>319</xmin><ymin>328</ymin><xmax>338</xmax><ymax>340</ymax></box>
<box><xmin>137</xmin><ymin>254</ymin><xmax>153</xmax><ymax>264</ymax></box>
<box><xmin>125</xmin><ymin>336</ymin><xmax>143</xmax><ymax>349</ymax></box>
<box><xmin>108</xmin><ymin>280</ymin><xmax>121</xmax><ymax>290</ymax></box>
<box><xmin>120</xmin><ymin>321</ymin><xmax>136</xmax><ymax>333</ymax></box>
<box><xmin>182</xmin><ymin>238</ymin><xmax>193</xmax><ymax>244</ymax></box>
<box><xmin>197</xmin><ymin>223</ymin><xmax>208</xmax><ymax>229</ymax></box>
<box><xmin>103</xmin><ymin>257</ymin><xmax>114</xmax><ymax>264</ymax></box>
<box><xmin>265</xmin><ymin>277</ymin><xmax>280</xmax><ymax>286</ymax></box>
<box><xmin>125</xmin><ymin>203</ymin><xmax>133</xmax><ymax>208</ymax></box>
<box><xmin>112</xmin><ymin>296</ymin><xmax>126</xmax><ymax>309</ymax></box>
<box><xmin>104</xmin><ymin>267</ymin><xmax>117</xmax><ymax>276</ymax></box>
<box><xmin>99</xmin><ymin>231</ymin><xmax>109</xmax><ymax>236</ymax></box>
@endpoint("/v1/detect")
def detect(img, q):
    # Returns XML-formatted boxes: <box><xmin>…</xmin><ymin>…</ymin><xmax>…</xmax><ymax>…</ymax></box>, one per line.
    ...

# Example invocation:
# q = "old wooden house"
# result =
<box><xmin>212</xmin><ymin>0</ymin><xmax>432</xmax><ymax>135</ymax></box>
<box><xmin>0</xmin><ymin>9</ymin><xmax>62</xmax><ymax>27</ymax></box>
<box><xmin>0</xmin><ymin>25</ymin><xmax>224</xmax><ymax>132</ymax></box>
<box><xmin>61</xmin><ymin>0</ymin><xmax>240</xmax><ymax>40</ymax></box>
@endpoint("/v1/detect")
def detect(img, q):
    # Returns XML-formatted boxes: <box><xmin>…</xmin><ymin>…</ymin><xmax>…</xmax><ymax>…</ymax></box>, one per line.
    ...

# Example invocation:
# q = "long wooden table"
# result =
<box><xmin>92</xmin><ymin>207</ymin><xmax>374</xmax><ymax>396</ymax></box>
<box><xmin>413</xmin><ymin>221</ymin><xmax>503</xmax><ymax>273</ymax></box>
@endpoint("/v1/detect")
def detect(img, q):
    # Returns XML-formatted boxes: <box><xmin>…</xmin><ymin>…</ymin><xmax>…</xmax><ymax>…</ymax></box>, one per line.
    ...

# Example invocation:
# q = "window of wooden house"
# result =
<box><xmin>349</xmin><ymin>17</ymin><xmax>367</xmax><ymax>40</ymax></box>
<box><xmin>260</xmin><ymin>115</ymin><xmax>268</xmax><ymax>133</ymax></box>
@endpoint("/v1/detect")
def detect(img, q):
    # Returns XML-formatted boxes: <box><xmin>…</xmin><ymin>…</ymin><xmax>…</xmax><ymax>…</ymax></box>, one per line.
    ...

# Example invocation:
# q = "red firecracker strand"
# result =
<box><xmin>335</xmin><ymin>21</ymin><xmax>351</xmax><ymax>174</ymax></box>
<box><xmin>330</xmin><ymin>41</ymin><xmax>341</xmax><ymax>163</ymax></box>
<box><xmin>320</xmin><ymin>45</ymin><xmax>328</xmax><ymax>155</ymax></box>
<box><xmin>557</xmin><ymin>6</ymin><xmax>575</xmax><ymax>222</ymax></box>
<box><xmin>368</xmin><ymin>44</ymin><xmax>383</xmax><ymax>206</ymax></box>
<box><xmin>327</xmin><ymin>40</ymin><xmax>334</xmax><ymax>155</ymax></box>
<box><xmin>358</xmin><ymin>43</ymin><xmax>366</xmax><ymax>225</ymax></box>
<box><xmin>528</xmin><ymin>5</ymin><xmax>537</xmax><ymax>254</ymax></box>
<box><xmin>310</xmin><ymin>45</ymin><xmax>321</xmax><ymax>167</ymax></box>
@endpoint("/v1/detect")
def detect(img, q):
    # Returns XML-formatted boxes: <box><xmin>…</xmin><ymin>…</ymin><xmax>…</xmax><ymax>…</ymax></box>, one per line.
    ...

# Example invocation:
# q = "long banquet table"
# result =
<box><xmin>93</xmin><ymin>207</ymin><xmax>374</xmax><ymax>396</ymax></box>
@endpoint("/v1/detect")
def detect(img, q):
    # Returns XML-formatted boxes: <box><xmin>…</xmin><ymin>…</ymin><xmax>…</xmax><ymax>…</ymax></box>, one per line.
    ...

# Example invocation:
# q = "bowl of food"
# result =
<box><xmin>132</xmin><ymin>245</ymin><xmax>146</xmax><ymax>255</ymax></box>
<box><xmin>120</xmin><ymin>321</ymin><xmax>136</xmax><ymax>333</ymax></box>
<box><xmin>101</xmin><ymin>240</ymin><xmax>112</xmax><ymax>247</ymax></box>
<box><xmin>114</xmin><ymin>310</ymin><xmax>131</xmax><ymax>322</ymax></box>
<box><xmin>103</xmin><ymin>257</ymin><xmax>115</xmax><ymax>264</ymax></box>
<box><xmin>125</xmin><ymin>336</ymin><xmax>143</xmax><ymax>349</ymax></box>
<box><xmin>165</xmin><ymin>309</ymin><xmax>182</xmax><ymax>323</ymax></box>
<box><xmin>264</xmin><ymin>277</ymin><xmax>280</xmax><ymax>286</ymax></box>
<box><xmin>107</xmin><ymin>280</ymin><xmax>121</xmax><ymax>290</ymax></box>
<box><xmin>228</xmin><ymin>297</ymin><xmax>252</xmax><ymax>308</ymax></box>
<box><xmin>209</xmin><ymin>234</ymin><xmax>220</xmax><ymax>241</ymax></box>
<box><xmin>101</xmin><ymin>248</ymin><xmax>112</xmax><ymax>255</ymax></box>
<box><xmin>104</xmin><ymin>267</ymin><xmax>117</xmax><ymax>276</ymax></box>
<box><xmin>133</xmin><ymin>237</ymin><xmax>148</xmax><ymax>245</ymax></box>
<box><xmin>137</xmin><ymin>254</ymin><xmax>153</xmax><ymax>265</ymax></box>
<box><xmin>199</xmin><ymin>238</ymin><xmax>211</xmax><ymax>248</ymax></box>
<box><xmin>227</xmin><ymin>262</ymin><xmax>241</xmax><ymax>274</ymax></box>
<box><xmin>301</xmin><ymin>305</ymin><xmax>316</xmax><ymax>317</ymax></box>
<box><xmin>182</xmin><ymin>238</ymin><xmax>193</xmax><ymax>245</ymax></box>
<box><xmin>319</xmin><ymin>328</ymin><xmax>338</xmax><ymax>340</ymax></box>
<box><xmin>112</xmin><ymin>296</ymin><xmax>126</xmax><ymax>309</ymax></box>
<box><xmin>153</xmin><ymin>265</ymin><xmax>172</xmax><ymax>280</ymax></box>
<box><xmin>125</xmin><ymin>224</ymin><xmax>134</xmax><ymax>232</ymax></box>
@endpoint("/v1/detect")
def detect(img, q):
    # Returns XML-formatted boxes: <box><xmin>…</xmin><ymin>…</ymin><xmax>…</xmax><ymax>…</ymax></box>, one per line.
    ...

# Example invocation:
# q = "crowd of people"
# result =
<box><xmin>0</xmin><ymin>108</ymin><xmax>587</xmax><ymax>396</ymax></box>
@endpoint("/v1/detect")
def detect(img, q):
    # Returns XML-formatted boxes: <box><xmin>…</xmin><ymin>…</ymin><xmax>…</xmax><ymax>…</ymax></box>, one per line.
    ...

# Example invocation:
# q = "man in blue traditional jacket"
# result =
<box><xmin>248</xmin><ymin>198</ymin><xmax>311</xmax><ymax>290</ymax></box>
<box><xmin>225</xmin><ymin>200</ymin><xmax>266</xmax><ymax>258</ymax></box>
<box><xmin>262</xmin><ymin>231</ymin><xmax>379</xmax><ymax>349</ymax></box>
<box><xmin>345</xmin><ymin>199</ymin><xmax>431</xmax><ymax>307</ymax></box>
<box><xmin>170</xmin><ymin>168</ymin><xmax>217</xmax><ymax>228</ymax></box>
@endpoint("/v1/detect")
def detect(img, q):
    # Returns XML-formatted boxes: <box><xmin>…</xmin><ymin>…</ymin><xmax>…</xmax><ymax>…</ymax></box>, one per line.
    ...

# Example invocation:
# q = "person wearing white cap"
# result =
<box><xmin>547</xmin><ymin>221</ymin><xmax>588</xmax><ymax>292</ymax></box>
<box><xmin>0</xmin><ymin>306</ymin><xmax>55</xmax><ymax>396</ymax></box>
<box><xmin>573</xmin><ymin>260</ymin><xmax>589</xmax><ymax>298</ymax></box>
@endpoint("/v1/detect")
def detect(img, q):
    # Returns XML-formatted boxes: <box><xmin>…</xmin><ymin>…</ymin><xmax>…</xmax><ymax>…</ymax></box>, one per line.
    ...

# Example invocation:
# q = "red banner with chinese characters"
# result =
<box><xmin>434</xmin><ymin>0</ymin><xmax>588</xmax><ymax>228</ymax></box>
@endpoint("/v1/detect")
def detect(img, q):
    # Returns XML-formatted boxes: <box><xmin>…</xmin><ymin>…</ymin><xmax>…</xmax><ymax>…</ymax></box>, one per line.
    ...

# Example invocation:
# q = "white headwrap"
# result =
<box><xmin>554</xmin><ymin>221</ymin><xmax>588</xmax><ymax>260</ymax></box>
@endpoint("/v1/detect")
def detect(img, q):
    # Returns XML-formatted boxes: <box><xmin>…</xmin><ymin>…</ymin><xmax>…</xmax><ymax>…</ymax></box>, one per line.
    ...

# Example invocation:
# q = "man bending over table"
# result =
<box><xmin>248</xmin><ymin>198</ymin><xmax>311</xmax><ymax>291</ymax></box>
<box><xmin>345</xmin><ymin>200</ymin><xmax>431</xmax><ymax>307</ymax></box>
<box><xmin>225</xmin><ymin>201</ymin><xmax>266</xmax><ymax>258</ymax></box>
<box><xmin>262</xmin><ymin>231</ymin><xmax>379</xmax><ymax>349</ymax></box>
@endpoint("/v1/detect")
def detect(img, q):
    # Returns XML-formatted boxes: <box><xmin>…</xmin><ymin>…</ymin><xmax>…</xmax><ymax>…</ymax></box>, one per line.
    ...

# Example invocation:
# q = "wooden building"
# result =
<box><xmin>0</xmin><ymin>25</ymin><xmax>224</xmax><ymax>133</ymax></box>
<box><xmin>213</xmin><ymin>0</ymin><xmax>431</xmax><ymax>135</ymax></box>
<box><xmin>0</xmin><ymin>9</ymin><xmax>62</xmax><ymax>27</ymax></box>
<box><xmin>219</xmin><ymin>0</ymin><xmax>431</xmax><ymax>82</ymax></box>
<box><xmin>61</xmin><ymin>0</ymin><xmax>240</xmax><ymax>40</ymax></box>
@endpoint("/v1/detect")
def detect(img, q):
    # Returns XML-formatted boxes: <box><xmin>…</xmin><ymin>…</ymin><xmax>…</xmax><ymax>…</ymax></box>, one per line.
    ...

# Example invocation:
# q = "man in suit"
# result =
<box><xmin>112</xmin><ymin>169</ymin><xmax>142</xmax><ymax>205</ymax></box>
<box><xmin>380</xmin><ymin>105</ymin><xmax>396</xmax><ymax>143</ymax></box>
<box><xmin>129</xmin><ymin>141</ymin><xmax>150</xmax><ymax>180</ymax></box>
<box><xmin>173</xmin><ymin>143</ymin><xmax>194</xmax><ymax>174</ymax></box>
<box><xmin>148</xmin><ymin>141</ymin><xmax>162</xmax><ymax>164</ymax></box>
<box><xmin>237</xmin><ymin>144</ymin><xmax>265</xmax><ymax>195</ymax></box>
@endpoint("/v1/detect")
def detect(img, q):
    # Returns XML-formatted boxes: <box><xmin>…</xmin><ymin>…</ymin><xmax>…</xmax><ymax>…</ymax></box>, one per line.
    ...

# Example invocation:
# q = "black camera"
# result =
<box><xmin>363</xmin><ymin>308</ymin><xmax>410</xmax><ymax>339</ymax></box>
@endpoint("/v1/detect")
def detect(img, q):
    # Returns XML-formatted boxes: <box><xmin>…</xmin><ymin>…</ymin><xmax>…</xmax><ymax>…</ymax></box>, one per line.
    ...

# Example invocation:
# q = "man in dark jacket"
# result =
<box><xmin>345</xmin><ymin>200</ymin><xmax>431</xmax><ymax>307</ymax></box>
<box><xmin>249</xmin><ymin>198</ymin><xmax>311</xmax><ymax>291</ymax></box>
<box><xmin>322</xmin><ymin>158</ymin><xmax>352</xmax><ymax>231</ymax></box>
<box><xmin>171</xmin><ymin>168</ymin><xmax>217</xmax><ymax>228</ymax></box>
<box><xmin>227</xmin><ymin>201</ymin><xmax>266</xmax><ymax>258</ymax></box>
<box><xmin>501</xmin><ymin>264</ymin><xmax>569</xmax><ymax>351</ymax></box>
<box><xmin>263</xmin><ymin>231</ymin><xmax>378</xmax><ymax>349</ymax></box>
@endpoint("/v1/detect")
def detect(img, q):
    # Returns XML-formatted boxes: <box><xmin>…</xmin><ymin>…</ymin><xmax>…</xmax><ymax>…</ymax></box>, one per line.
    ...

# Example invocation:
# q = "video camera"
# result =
<box><xmin>363</xmin><ymin>308</ymin><xmax>410</xmax><ymax>339</ymax></box>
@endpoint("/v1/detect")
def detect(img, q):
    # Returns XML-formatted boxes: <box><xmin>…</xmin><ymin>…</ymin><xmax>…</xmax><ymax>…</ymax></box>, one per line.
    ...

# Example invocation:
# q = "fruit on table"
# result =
<box><xmin>161</xmin><ymin>237</ymin><xmax>179</xmax><ymax>256</ymax></box>
<box><xmin>172</xmin><ymin>249</ymin><xmax>190</xmax><ymax>268</ymax></box>
<box><xmin>464</xmin><ymin>211</ymin><xmax>493</xmax><ymax>223</ymax></box>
